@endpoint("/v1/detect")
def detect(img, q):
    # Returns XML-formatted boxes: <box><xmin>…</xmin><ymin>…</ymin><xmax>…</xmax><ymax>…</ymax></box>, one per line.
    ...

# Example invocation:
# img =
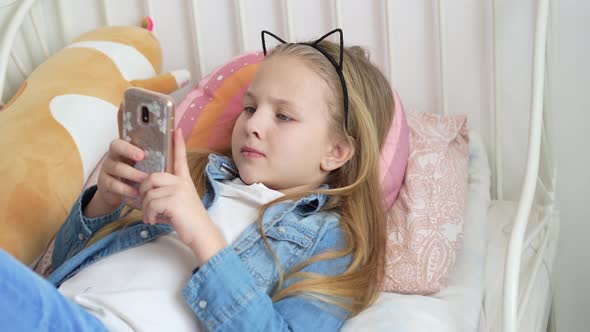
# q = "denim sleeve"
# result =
<box><xmin>51</xmin><ymin>185</ymin><xmax>124</xmax><ymax>270</ymax></box>
<box><xmin>182</xmin><ymin>224</ymin><xmax>351</xmax><ymax>331</ymax></box>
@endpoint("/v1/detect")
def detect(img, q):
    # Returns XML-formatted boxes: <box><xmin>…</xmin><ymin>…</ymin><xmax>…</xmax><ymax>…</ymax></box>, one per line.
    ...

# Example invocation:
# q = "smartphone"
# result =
<box><xmin>119</xmin><ymin>87</ymin><xmax>175</xmax><ymax>174</ymax></box>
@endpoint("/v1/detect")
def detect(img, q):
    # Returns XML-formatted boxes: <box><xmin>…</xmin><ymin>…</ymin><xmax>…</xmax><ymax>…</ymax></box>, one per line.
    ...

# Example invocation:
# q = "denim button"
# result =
<box><xmin>78</xmin><ymin>233</ymin><xmax>85</xmax><ymax>241</ymax></box>
<box><xmin>140</xmin><ymin>230</ymin><xmax>149</xmax><ymax>239</ymax></box>
<box><xmin>278</xmin><ymin>226</ymin><xmax>286</xmax><ymax>233</ymax></box>
<box><xmin>198</xmin><ymin>300</ymin><xmax>207</xmax><ymax>309</ymax></box>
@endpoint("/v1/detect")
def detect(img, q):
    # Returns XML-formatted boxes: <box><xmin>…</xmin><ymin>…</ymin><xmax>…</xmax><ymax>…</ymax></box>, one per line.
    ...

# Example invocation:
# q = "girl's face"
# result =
<box><xmin>231</xmin><ymin>56</ymin><xmax>337</xmax><ymax>194</ymax></box>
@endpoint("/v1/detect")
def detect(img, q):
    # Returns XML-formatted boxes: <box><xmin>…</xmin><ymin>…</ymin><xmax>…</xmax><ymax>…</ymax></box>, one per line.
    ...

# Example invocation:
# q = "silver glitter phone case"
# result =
<box><xmin>119</xmin><ymin>87</ymin><xmax>175</xmax><ymax>174</ymax></box>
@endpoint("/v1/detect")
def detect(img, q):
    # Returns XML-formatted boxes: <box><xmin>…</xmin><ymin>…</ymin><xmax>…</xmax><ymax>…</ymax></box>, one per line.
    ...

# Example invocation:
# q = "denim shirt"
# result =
<box><xmin>48</xmin><ymin>154</ymin><xmax>351</xmax><ymax>331</ymax></box>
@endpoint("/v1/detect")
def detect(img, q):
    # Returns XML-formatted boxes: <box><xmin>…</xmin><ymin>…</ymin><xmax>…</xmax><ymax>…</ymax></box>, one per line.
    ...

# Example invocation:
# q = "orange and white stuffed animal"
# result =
<box><xmin>0</xmin><ymin>17</ymin><xmax>190</xmax><ymax>265</ymax></box>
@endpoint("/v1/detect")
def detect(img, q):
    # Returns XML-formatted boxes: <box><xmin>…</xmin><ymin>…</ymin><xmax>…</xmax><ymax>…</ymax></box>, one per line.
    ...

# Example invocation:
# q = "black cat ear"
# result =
<box><xmin>261</xmin><ymin>30</ymin><xmax>288</xmax><ymax>56</ymax></box>
<box><xmin>311</xmin><ymin>28</ymin><xmax>344</xmax><ymax>69</ymax></box>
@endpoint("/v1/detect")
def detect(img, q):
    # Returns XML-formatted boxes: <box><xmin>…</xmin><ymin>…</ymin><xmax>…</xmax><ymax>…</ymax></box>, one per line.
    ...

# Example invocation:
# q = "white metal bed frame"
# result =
<box><xmin>0</xmin><ymin>1</ymin><xmax>559</xmax><ymax>331</ymax></box>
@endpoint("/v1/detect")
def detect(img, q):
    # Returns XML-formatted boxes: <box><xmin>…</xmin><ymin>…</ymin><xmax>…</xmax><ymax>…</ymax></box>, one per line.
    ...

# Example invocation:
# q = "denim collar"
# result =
<box><xmin>204</xmin><ymin>154</ymin><xmax>329</xmax><ymax>215</ymax></box>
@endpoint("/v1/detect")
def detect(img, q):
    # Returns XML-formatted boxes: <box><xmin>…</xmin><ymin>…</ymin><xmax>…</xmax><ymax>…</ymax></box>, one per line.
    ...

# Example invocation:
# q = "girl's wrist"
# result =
<box><xmin>189</xmin><ymin>222</ymin><xmax>228</xmax><ymax>265</ymax></box>
<box><xmin>191</xmin><ymin>240</ymin><xmax>226</xmax><ymax>266</ymax></box>
<box><xmin>83</xmin><ymin>190</ymin><xmax>120</xmax><ymax>218</ymax></box>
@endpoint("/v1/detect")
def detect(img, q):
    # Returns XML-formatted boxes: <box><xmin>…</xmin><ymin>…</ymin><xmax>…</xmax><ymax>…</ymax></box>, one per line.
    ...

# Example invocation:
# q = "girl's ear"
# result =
<box><xmin>321</xmin><ymin>139</ymin><xmax>354</xmax><ymax>172</ymax></box>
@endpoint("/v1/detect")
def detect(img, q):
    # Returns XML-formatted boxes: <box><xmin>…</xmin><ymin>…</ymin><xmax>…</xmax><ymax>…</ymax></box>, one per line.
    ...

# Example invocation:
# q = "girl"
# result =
<box><xmin>0</xmin><ymin>29</ymin><xmax>395</xmax><ymax>331</ymax></box>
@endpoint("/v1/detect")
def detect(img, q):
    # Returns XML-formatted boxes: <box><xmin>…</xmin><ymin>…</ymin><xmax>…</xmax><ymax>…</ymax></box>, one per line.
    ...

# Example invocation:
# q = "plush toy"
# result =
<box><xmin>0</xmin><ymin>17</ymin><xmax>190</xmax><ymax>265</ymax></box>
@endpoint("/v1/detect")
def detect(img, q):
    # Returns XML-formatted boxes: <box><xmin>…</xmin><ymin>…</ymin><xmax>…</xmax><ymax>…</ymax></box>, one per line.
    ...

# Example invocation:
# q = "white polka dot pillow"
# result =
<box><xmin>176</xmin><ymin>52</ymin><xmax>264</xmax><ymax>152</ymax></box>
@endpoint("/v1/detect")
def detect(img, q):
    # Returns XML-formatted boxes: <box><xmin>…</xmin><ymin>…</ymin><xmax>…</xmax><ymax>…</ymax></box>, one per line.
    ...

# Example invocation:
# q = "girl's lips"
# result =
<box><xmin>241</xmin><ymin>151</ymin><xmax>265</xmax><ymax>159</ymax></box>
<box><xmin>241</xmin><ymin>147</ymin><xmax>265</xmax><ymax>158</ymax></box>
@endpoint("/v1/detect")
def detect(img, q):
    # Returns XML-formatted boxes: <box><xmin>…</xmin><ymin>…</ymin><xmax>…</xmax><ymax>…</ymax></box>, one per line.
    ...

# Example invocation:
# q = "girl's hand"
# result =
<box><xmin>92</xmin><ymin>138</ymin><xmax>149</xmax><ymax>214</ymax></box>
<box><xmin>139</xmin><ymin>128</ymin><xmax>227</xmax><ymax>263</ymax></box>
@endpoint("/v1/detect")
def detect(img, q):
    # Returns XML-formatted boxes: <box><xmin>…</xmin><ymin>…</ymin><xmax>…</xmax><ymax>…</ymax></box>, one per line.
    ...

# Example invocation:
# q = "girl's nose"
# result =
<box><xmin>244</xmin><ymin>108</ymin><xmax>268</xmax><ymax>140</ymax></box>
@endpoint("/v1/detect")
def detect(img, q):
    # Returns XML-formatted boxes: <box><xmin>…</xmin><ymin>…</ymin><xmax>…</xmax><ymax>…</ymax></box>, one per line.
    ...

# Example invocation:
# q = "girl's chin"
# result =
<box><xmin>236</xmin><ymin>171</ymin><xmax>259</xmax><ymax>185</ymax></box>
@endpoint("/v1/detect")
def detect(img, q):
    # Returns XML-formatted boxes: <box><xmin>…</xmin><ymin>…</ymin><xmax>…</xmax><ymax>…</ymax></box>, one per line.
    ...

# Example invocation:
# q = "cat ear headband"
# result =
<box><xmin>261</xmin><ymin>28</ymin><xmax>349</xmax><ymax>130</ymax></box>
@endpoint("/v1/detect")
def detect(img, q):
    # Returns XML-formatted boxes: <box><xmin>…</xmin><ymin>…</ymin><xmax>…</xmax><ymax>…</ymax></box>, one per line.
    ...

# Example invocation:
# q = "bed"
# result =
<box><xmin>0</xmin><ymin>0</ymin><xmax>559</xmax><ymax>331</ymax></box>
<box><xmin>343</xmin><ymin>131</ymin><xmax>558</xmax><ymax>331</ymax></box>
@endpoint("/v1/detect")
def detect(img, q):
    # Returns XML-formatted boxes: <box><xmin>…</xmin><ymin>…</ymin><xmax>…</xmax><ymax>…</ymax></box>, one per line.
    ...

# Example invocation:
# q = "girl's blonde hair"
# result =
<box><xmin>86</xmin><ymin>40</ymin><xmax>394</xmax><ymax>317</ymax></box>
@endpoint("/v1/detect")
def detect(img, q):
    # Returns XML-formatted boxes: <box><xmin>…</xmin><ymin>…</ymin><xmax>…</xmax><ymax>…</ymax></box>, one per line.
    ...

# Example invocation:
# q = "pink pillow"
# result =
<box><xmin>176</xmin><ymin>51</ymin><xmax>409</xmax><ymax>206</ymax></box>
<box><xmin>381</xmin><ymin>112</ymin><xmax>469</xmax><ymax>294</ymax></box>
<box><xmin>176</xmin><ymin>52</ymin><xmax>264</xmax><ymax>151</ymax></box>
<box><xmin>379</xmin><ymin>90</ymin><xmax>409</xmax><ymax>209</ymax></box>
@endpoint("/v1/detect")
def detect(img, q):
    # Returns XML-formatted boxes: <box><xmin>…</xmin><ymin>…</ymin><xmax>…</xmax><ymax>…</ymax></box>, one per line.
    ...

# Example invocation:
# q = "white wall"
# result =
<box><xmin>552</xmin><ymin>1</ymin><xmax>590</xmax><ymax>331</ymax></box>
<box><xmin>0</xmin><ymin>0</ymin><xmax>588</xmax><ymax>330</ymax></box>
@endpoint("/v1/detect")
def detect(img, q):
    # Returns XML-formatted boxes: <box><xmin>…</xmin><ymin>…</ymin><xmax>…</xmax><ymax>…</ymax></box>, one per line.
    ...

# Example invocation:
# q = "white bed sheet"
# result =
<box><xmin>342</xmin><ymin>130</ymin><xmax>491</xmax><ymax>332</ymax></box>
<box><xmin>478</xmin><ymin>200</ymin><xmax>557</xmax><ymax>332</ymax></box>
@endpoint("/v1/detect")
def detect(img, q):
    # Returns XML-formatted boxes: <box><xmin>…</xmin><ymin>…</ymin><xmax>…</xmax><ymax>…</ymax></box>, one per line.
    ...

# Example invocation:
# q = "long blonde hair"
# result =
<box><xmin>86</xmin><ymin>40</ymin><xmax>394</xmax><ymax>317</ymax></box>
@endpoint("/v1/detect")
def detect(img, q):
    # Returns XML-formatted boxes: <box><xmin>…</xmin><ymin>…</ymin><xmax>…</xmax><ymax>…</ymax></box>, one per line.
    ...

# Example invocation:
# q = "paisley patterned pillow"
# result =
<box><xmin>381</xmin><ymin>111</ymin><xmax>469</xmax><ymax>294</ymax></box>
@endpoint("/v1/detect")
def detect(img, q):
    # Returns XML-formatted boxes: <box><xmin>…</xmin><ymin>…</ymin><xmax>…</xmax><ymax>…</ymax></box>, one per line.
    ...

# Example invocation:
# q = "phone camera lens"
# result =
<box><xmin>141</xmin><ymin>106</ymin><xmax>149</xmax><ymax>123</ymax></box>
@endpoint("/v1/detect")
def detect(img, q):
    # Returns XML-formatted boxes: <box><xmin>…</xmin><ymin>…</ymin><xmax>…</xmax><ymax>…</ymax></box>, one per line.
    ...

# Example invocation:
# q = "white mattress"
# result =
<box><xmin>342</xmin><ymin>130</ymin><xmax>491</xmax><ymax>332</ymax></box>
<box><xmin>478</xmin><ymin>200</ymin><xmax>557</xmax><ymax>332</ymax></box>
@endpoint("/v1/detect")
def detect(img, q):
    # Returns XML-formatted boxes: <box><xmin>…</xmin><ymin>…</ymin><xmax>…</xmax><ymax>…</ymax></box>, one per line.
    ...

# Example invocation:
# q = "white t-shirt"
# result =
<box><xmin>58</xmin><ymin>178</ymin><xmax>284</xmax><ymax>331</ymax></box>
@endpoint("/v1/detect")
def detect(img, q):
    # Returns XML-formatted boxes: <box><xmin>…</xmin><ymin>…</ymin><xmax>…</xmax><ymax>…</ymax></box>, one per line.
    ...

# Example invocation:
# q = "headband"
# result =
<box><xmin>261</xmin><ymin>28</ymin><xmax>349</xmax><ymax>130</ymax></box>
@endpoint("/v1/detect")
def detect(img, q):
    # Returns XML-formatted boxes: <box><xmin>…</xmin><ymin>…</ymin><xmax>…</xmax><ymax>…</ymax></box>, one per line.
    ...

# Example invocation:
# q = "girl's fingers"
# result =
<box><xmin>142</xmin><ymin>186</ymin><xmax>175</xmax><ymax>207</ymax></box>
<box><xmin>142</xmin><ymin>196</ymin><xmax>172</xmax><ymax>224</ymax></box>
<box><xmin>122</xmin><ymin>196</ymin><xmax>142</xmax><ymax>210</ymax></box>
<box><xmin>138</xmin><ymin>172</ymin><xmax>178</xmax><ymax>197</ymax></box>
<box><xmin>106</xmin><ymin>160</ymin><xmax>148</xmax><ymax>183</ymax></box>
<box><xmin>173</xmin><ymin>128</ymin><xmax>190</xmax><ymax>179</ymax></box>
<box><xmin>109</xmin><ymin>139</ymin><xmax>145</xmax><ymax>162</ymax></box>
<box><xmin>99</xmin><ymin>173</ymin><xmax>140</xmax><ymax>198</ymax></box>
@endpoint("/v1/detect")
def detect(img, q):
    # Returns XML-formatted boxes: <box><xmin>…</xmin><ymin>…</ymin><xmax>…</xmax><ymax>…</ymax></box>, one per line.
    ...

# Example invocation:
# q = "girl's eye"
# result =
<box><xmin>276</xmin><ymin>113</ymin><xmax>291</xmax><ymax>122</ymax></box>
<box><xmin>243</xmin><ymin>106</ymin><xmax>256</xmax><ymax>114</ymax></box>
